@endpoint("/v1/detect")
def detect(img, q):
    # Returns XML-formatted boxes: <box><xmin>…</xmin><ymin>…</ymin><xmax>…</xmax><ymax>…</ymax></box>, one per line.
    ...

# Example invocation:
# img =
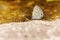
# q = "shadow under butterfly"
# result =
<box><xmin>32</xmin><ymin>5</ymin><xmax>44</xmax><ymax>20</ymax></box>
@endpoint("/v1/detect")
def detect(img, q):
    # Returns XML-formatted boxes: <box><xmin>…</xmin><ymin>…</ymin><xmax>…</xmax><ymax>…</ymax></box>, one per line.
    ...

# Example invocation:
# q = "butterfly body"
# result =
<box><xmin>32</xmin><ymin>5</ymin><xmax>44</xmax><ymax>19</ymax></box>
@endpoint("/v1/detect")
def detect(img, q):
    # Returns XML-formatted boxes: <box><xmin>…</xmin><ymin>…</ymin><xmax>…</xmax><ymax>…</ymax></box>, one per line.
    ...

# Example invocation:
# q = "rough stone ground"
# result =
<box><xmin>0</xmin><ymin>19</ymin><xmax>60</xmax><ymax>40</ymax></box>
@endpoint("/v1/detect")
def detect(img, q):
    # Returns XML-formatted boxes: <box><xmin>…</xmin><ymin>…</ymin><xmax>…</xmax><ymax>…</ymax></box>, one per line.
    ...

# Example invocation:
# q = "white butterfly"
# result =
<box><xmin>32</xmin><ymin>5</ymin><xmax>44</xmax><ymax>19</ymax></box>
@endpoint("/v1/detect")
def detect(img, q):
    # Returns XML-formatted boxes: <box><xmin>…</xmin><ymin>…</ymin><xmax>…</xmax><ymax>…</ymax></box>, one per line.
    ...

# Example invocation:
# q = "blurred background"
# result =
<box><xmin>0</xmin><ymin>0</ymin><xmax>60</xmax><ymax>23</ymax></box>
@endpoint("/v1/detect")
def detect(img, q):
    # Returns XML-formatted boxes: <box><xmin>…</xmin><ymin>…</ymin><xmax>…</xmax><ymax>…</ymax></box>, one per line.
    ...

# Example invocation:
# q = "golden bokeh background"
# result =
<box><xmin>0</xmin><ymin>0</ymin><xmax>60</xmax><ymax>23</ymax></box>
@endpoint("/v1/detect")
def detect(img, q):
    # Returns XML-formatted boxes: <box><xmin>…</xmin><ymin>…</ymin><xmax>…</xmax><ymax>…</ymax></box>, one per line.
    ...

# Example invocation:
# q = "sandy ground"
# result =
<box><xmin>0</xmin><ymin>19</ymin><xmax>60</xmax><ymax>40</ymax></box>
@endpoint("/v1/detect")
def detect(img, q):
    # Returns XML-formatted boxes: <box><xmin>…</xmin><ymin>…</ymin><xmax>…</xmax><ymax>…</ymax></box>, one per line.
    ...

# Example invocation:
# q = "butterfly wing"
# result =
<box><xmin>32</xmin><ymin>5</ymin><xmax>44</xmax><ymax>19</ymax></box>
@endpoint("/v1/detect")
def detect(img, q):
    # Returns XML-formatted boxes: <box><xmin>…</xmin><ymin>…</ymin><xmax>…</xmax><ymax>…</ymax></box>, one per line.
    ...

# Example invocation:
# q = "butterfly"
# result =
<box><xmin>32</xmin><ymin>5</ymin><xmax>44</xmax><ymax>20</ymax></box>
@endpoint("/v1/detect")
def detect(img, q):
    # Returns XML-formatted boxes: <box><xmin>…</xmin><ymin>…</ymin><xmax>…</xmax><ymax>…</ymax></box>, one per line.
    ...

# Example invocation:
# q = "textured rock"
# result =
<box><xmin>0</xmin><ymin>19</ymin><xmax>60</xmax><ymax>40</ymax></box>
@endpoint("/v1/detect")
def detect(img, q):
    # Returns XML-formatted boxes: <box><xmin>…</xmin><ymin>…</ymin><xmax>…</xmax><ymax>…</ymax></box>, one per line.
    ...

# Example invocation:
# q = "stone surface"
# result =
<box><xmin>0</xmin><ymin>19</ymin><xmax>60</xmax><ymax>40</ymax></box>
